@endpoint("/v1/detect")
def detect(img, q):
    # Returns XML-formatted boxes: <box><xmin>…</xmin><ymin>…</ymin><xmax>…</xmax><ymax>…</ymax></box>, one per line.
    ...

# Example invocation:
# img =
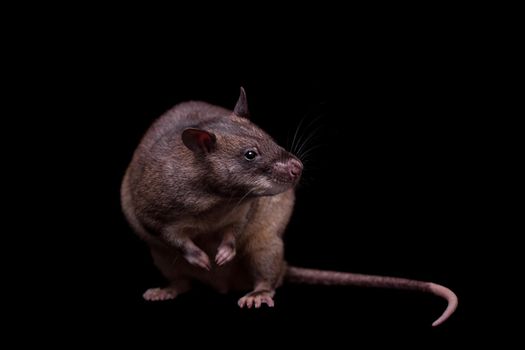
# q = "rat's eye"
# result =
<box><xmin>244</xmin><ymin>150</ymin><xmax>258</xmax><ymax>161</ymax></box>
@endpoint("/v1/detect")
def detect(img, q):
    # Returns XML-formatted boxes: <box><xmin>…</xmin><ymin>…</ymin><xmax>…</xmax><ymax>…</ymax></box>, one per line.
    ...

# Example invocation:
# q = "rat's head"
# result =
<box><xmin>182</xmin><ymin>88</ymin><xmax>303</xmax><ymax>197</ymax></box>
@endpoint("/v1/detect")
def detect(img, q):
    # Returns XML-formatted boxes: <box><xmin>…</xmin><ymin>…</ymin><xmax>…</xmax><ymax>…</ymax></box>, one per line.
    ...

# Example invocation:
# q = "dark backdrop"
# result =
<box><xmin>84</xmin><ymin>58</ymin><xmax>471</xmax><ymax>338</ymax></box>
<box><xmin>33</xmin><ymin>24</ymin><xmax>489</xmax><ymax>345</ymax></box>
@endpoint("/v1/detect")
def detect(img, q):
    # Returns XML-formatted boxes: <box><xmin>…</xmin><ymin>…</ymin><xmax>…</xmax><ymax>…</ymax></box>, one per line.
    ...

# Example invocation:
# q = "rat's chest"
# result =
<box><xmin>178</xmin><ymin>201</ymin><xmax>252</xmax><ymax>236</ymax></box>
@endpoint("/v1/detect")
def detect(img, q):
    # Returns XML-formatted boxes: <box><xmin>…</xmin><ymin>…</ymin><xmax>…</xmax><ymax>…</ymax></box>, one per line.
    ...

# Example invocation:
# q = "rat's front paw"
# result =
<box><xmin>183</xmin><ymin>249</ymin><xmax>211</xmax><ymax>270</ymax></box>
<box><xmin>215</xmin><ymin>244</ymin><xmax>236</xmax><ymax>266</ymax></box>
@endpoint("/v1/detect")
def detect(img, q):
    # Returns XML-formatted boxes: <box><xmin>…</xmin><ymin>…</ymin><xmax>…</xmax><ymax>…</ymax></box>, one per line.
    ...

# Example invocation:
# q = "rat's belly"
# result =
<box><xmin>189</xmin><ymin>234</ymin><xmax>253</xmax><ymax>292</ymax></box>
<box><xmin>150</xmin><ymin>235</ymin><xmax>253</xmax><ymax>293</ymax></box>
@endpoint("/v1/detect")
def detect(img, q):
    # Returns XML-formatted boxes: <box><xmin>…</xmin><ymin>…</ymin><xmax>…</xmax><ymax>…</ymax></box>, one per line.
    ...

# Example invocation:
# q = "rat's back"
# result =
<box><xmin>137</xmin><ymin>101</ymin><xmax>232</xmax><ymax>157</ymax></box>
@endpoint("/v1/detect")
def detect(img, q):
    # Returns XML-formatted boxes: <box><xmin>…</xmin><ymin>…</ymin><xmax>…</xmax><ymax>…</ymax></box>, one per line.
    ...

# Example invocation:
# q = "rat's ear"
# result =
<box><xmin>233</xmin><ymin>86</ymin><xmax>250</xmax><ymax>119</ymax></box>
<box><xmin>182</xmin><ymin>128</ymin><xmax>217</xmax><ymax>153</ymax></box>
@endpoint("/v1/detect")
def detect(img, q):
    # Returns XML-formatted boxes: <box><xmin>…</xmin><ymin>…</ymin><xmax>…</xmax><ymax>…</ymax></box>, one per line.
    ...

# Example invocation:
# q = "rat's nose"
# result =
<box><xmin>288</xmin><ymin>158</ymin><xmax>303</xmax><ymax>180</ymax></box>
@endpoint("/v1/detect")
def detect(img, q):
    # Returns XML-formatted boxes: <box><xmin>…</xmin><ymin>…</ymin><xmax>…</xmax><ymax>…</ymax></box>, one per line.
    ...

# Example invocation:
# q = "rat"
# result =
<box><xmin>121</xmin><ymin>87</ymin><xmax>458</xmax><ymax>326</ymax></box>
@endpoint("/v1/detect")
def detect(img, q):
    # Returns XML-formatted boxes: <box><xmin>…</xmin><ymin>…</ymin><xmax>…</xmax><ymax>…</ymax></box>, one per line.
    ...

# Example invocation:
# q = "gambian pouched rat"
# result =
<box><xmin>121</xmin><ymin>87</ymin><xmax>458</xmax><ymax>326</ymax></box>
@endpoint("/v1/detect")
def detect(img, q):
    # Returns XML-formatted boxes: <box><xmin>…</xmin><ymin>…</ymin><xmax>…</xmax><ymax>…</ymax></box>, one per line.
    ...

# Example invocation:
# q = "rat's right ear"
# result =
<box><xmin>182</xmin><ymin>128</ymin><xmax>217</xmax><ymax>153</ymax></box>
<box><xmin>233</xmin><ymin>87</ymin><xmax>250</xmax><ymax>119</ymax></box>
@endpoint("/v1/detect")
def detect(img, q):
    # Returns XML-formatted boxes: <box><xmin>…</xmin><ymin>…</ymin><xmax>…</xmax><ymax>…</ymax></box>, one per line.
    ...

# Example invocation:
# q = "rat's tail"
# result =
<box><xmin>285</xmin><ymin>266</ymin><xmax>458</xmax><ymax>327</ymax></box>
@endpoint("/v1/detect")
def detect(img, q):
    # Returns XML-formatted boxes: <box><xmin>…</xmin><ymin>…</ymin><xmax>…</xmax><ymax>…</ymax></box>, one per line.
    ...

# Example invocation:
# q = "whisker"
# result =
<box><xmin>298</xmin><ymin>144</ymin><xmax>323</xmax><ymax>161</ymax></box>
<box><xmin>296</xmin><ymin>127</ymin><xmax>323</xmax><ymax>160</ymax></box>
<box><xmin>290</xmin><ymin>116</ymin><xmax>307</xmax><ymax>155</ymax></box>
<box><xmin>292</xmin><ymin>113</ymin><xmax>325</xmax><ymax>155</ymax></box>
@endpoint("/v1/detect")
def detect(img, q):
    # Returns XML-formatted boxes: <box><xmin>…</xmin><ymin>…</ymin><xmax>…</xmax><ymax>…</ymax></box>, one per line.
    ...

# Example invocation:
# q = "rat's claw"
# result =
<box><xmin>263</xmin><ymin>296</ymin><xmax>274</xmax><ymax>307</ymax></box>
<box><xmin>238</xmin><ymin>297</ymin><xmax>250</xmax><ymax>308</ymax></box>
<box><xmin>184</xmin><ymin>250</ymin><xmax>211</xmax><ymax>270</ymax></box>
<box><xmin>215</xmin><ymin>245</ymin><xmax>236</xmax><ymax>266</ymax></box>
<box><xmin>254</xmin><ymin>297</ymin><xmax>262</xmax><ymax>308</ymax></box>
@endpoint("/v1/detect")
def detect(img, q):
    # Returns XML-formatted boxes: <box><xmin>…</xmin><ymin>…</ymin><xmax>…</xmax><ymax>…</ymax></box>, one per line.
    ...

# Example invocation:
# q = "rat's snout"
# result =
<box><xmin>287</xmin><ymin>158</ymin><xmax>303</xmax><ymax>180</ymax></box>
<box><xmin>272</xmin><ymin>157</ymin><xmax>303</xmax><ymax>184</ymax></box>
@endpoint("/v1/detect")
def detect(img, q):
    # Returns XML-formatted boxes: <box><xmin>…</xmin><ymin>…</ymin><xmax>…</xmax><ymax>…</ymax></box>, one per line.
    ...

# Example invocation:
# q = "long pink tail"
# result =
<box><xmin>285</xmin><ymin>266</ymin><xmax>458</xmax><ymax>327</ymax></box>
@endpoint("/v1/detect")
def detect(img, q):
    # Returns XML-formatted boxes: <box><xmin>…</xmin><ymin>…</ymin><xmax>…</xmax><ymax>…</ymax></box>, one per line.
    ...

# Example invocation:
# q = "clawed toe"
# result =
<box><xmin>238</xmin><ymin>291</ymin><xmax>275</xmax><ymax>309</ymax></box>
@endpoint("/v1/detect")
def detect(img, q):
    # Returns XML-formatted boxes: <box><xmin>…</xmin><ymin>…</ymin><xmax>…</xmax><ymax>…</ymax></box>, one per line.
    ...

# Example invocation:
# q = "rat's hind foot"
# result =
<box><xmin>143</xmin><ymin>282</ymin><xmax>190</xmax><ymax>301</ymax></box>
<box><xmin>143</xmin><ymin>287</ymin><xmax>178</xmax><ymax>301</ymax></box>
<box><xmin>238</xmin><ymin>290</ymin><xmax>275</xmax><ymax>309</ymax></box>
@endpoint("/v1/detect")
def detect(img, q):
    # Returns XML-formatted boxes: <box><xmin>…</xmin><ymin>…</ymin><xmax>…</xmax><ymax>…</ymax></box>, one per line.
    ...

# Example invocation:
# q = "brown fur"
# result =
<box><xmin>121</xmin><ymin>89</ymin><xmax>301</xmax><ymax>307</ymax></box>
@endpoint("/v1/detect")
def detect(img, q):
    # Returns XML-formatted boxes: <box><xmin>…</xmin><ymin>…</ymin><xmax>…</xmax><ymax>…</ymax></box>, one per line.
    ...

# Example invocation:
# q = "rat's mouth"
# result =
<box><xmin>251</xmin><ymin>176</ymin><xmax>296</xmax><ymax>197</ymax></box>
<box><xmin>268</xmin><ymin>176</ymin><xmax>299</xmax><ymax>194</ymax></box>
<box><xmin>270</xmin><ymin>176</ymin><xmax>294</xmax><ymax>185</ymax></box>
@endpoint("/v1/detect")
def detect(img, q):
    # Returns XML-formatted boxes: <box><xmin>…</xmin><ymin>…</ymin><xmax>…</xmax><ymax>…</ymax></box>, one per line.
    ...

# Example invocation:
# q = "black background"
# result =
<box><xmin>82</xmin><ymin>53</ymin><xmax>470</xmax><ymax>343</ymax></box>
<box><xmin>16</xmin><ymin>11</ymin><xmax>502</xmax><ymax>346</ymax></box>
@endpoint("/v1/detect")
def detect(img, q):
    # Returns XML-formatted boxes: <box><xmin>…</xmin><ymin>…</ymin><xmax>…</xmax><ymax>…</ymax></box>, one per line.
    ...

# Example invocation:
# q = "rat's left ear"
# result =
<box><xmin>182</xmin><ymin>128</ymin><xmax>217</xmax><ymax>154</ymax></box>
<box><xmin>233</xmin><ymin>86</ymin><xmax>250</xmax><ymax>119</ymax></box>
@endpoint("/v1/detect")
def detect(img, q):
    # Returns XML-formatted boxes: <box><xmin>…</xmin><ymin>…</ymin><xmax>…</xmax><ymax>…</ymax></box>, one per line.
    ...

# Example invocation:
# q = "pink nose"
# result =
<box><xmin>288</xmin><ymin>158</ymin><xmax>303</xmax><ymax>179</ymax></box>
